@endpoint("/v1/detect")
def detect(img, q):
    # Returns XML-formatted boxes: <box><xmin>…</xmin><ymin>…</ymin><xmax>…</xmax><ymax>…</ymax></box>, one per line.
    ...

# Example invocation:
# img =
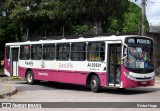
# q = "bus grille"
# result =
<box><xmin>135</xmin><ymin>77</ymin><xmax>152</xmax><ymax>80</ymax></box>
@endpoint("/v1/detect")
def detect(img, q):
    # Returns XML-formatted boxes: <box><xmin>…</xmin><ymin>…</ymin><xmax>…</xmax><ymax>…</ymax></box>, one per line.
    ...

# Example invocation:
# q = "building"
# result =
<box><xmin>147</xmin><ymin>25</ymin><xmax>160</xmax><ymax>74</ymax></box>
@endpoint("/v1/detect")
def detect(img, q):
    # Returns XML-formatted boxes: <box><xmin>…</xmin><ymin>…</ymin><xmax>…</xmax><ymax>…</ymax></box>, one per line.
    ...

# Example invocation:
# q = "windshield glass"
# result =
<box><xmin>124</xmin><ymin>45</ymin><xmax>153</xmax><ymax>69</ymax></box>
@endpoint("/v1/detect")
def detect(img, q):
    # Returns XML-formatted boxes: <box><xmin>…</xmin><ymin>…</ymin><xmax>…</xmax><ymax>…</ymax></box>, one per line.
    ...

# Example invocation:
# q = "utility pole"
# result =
<box><xmin>141</xmin><ymin>0</ymin><xmax>146</xmax><ymax>36</ymax></box>
<box><xmin>62</xmin><ymin>26</ymin><xmax>65</xmax><ymax>38</ymax></box>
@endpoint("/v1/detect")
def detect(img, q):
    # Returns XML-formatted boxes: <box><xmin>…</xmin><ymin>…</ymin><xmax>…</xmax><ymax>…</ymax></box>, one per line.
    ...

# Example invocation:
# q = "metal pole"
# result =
<box><xmin>141</xmin><ymin>0</ymin><xmax>146</xmax><ymax>36</ymax></box>
<box><xmin>96</xmin><ymin>23</ymin><xmax>98</xmax><ymax>35</ymax></box>
<box><xmin>62</xmin><ymin>26</ymin><xmax>65</xmax><ymax>38</ymax></box>
<box><xmin>26</xmin><ymin>28</ymin><xmax>29</xmax><ymax>40</ymax></box>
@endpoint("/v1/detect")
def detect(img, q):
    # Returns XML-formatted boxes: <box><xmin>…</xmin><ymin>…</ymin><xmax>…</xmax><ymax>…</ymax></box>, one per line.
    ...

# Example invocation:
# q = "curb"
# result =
<box><xmin>0</xmin><ymin>84</ymin><xmax>17</xmax><ymax>98</ymax></box>
<box><xmin>0</xmin><ymin>77</ymin><xmax>26</xmax><ymax>82</ymax></box>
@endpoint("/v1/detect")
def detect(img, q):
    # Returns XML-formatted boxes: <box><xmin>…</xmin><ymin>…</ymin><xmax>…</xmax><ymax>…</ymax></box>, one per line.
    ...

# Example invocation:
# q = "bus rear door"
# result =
<box><xmin>10</xmin><ymin>47</ymin><xmax>19</xmax><ymax>76</ymax></box>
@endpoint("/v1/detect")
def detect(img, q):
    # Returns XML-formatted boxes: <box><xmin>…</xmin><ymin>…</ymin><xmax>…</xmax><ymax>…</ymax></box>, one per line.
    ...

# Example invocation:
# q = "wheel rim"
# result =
<box><xmin>91</xmin><ymin>80</ymin><xmax>97</xmax><ymax>88</ymax></box>
<box><xmin>27</xmin><ymin>74</ymin><xmax>33</xmax><ymax>83</ymax></box>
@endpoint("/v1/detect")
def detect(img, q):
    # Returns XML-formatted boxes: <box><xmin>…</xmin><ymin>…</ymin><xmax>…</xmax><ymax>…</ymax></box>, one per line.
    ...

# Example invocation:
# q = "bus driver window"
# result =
<box><xmin>127</xmin><ymin>47</ymin><xmax>137</xmax><ymax>68</ymax></box>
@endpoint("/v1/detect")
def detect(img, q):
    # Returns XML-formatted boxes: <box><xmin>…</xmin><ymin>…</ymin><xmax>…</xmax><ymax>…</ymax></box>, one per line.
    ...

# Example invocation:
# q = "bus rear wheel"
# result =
<box><xmin>90</xmin><ymin>75</ymin><xmax>101</xmax><ymax>93</ymax></box>
<box><xmin>26</xmin><ymin>71</ymin><xmax>35</xmax><ymax>85</ymax></box>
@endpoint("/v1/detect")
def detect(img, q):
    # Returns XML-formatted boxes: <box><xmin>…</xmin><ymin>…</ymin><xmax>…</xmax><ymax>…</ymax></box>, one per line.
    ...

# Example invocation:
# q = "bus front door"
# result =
<box><xmin>11</xmin><ymin>47</ymin><xmax>19</xmax><ymax>76</ymax></box>
<box><xmin>108</xmin><ymin>44</ymin><xmax>121</xmax><ymax>87</ymax></box>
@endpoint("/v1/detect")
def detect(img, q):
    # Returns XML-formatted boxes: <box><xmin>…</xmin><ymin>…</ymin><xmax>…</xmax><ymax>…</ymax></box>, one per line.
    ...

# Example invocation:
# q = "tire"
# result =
<box><xmin>90</xmin><ymin>75</ymin><xmax>101</xmax><ymax>93</ymax></box>
<box><xmin>117</xmin><ymin>88</ymin><xmax>126</xmax><ymax>92</ymax></box>
<box><xmin>26</xmin><ymin>71</ymin><xmax>35</xmax><ymax>85</ymax></box>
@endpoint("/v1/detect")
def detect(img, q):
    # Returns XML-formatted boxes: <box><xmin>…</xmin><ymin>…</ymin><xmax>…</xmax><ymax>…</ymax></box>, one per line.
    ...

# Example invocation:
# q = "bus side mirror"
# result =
<box><xmin>122</xmin><ymin>55</ymin><xmax>127</xmax><ymax>60</ymax></box>
<box><xmin>122</xmin><ymin>45</ymin><xmax>128</xmax><ymax>60</ymax></box>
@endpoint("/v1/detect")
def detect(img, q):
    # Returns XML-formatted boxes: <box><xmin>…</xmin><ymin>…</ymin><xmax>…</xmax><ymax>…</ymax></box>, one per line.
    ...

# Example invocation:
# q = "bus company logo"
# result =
<box><xmin>2</xmin><ymin>103</ymin><xmax>11</xmax><ymax>108</ymax></box>
<box><xmin>41</xmin><ymin>61</ymin><xmax>45</xmax><ymax>68</ymax></box>
<box><xmin>59</xmin><ymin>63</ymin><xmax>73</xmax><ymax>68</ymax></box>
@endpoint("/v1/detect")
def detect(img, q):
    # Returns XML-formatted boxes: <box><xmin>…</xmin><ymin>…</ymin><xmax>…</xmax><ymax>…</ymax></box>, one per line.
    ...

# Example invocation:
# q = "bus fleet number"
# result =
<box><xmin>25</xmin><ymin>61</ymin><xmax>33</xmax><ymax>66</ymax></box>
<box><xmin>87</xmin><ymin>63</ymin><xmax>101</xmax><ymax>67</ymax></box>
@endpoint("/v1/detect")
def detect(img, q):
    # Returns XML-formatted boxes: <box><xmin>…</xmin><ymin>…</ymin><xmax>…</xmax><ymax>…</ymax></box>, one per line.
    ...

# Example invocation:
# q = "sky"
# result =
<box><xmin>131</xmin><ymin>0</ymin><xmax>160</xmax><ymax>26</ymax></box>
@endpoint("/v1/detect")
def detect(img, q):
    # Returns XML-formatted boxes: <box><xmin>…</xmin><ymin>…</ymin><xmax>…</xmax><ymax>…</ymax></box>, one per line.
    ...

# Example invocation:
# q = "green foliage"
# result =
<box><xmin>0</xmin><ymin>16</ymin><xmax>20</xmax><ymax>59</ymax></box>
<box><xmin>107</xmin><ymin>18</ymin><xmax>119</xmax><ymax>33</ymax></box>
<box><xmin>72</xmin><ymin>25</ymin><xmax>89</xmax><ymax>35</ymax></box>
<box><xmin>2</xmin><ymin>0</ymin><xmax>132</xmax><ymax>35</ymax></box>
<box><xmin>1</xmin><ymin>0</ymin><xmax>149</xmax><ymax>38</ymax></box>
<box><xmin>0</xmin><ymin>16</ymin><xmax>19</xmax><ymax>42</ymax></box>
<box><xmin>102</xmin><ymin>0</ymin><xmax>130</xmax><ymax>33</ymax></box>
<box><xmin>122</xmin><ymin>2</ymin><xmax>142</xmax><ymax>33</ymax></box>
<box><xmin>0</xmin><ymin>0</ymin><xmax>150</xmax><ymax>60</ymax></box>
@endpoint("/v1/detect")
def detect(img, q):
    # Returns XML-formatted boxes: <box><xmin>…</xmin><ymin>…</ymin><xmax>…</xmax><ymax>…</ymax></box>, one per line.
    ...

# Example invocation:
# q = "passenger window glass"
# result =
<box><xmin>43</xmin><ymin>44</ymin><xmax>55</xmax><ymax>60</ymax></box>
<box><xmin>6</xmin><ymin>46</ymin><xmax>10</xmax><ymax>59</ymax></box>
<box><xmin>20</xmin><ymin>45</ymin><xmax>30</xmax><ymax>60</ymax></box>
<box><xmin>88</xmin><ymin>42</ymin><xmax>105</xmax><ymax>61</ymax></box>
<box><xmin>56</xmin><ymin>43</ymin><xmax>70</xmax><ymax>60</ymax></box>
<box><xmin>71</xmin><ymin>43</ymin><xmax>86</xmax><ymax>61</ymax></box>
<box><xmin>31</xmin><ymin>44</ymin><xmax>42</xmax><ymax>60</ymax></box>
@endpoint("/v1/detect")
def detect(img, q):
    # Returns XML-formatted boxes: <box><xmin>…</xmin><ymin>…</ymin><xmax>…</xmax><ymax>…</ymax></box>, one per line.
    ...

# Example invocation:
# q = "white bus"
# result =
<box><xmin>4</xmin><ymin>35</ymin><xmax>155</xmax><ymax>93</ymax></box>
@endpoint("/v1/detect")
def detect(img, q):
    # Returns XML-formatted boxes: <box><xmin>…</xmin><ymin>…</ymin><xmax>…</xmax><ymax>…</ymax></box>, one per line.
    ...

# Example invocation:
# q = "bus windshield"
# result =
<box><xmin>124</xmin><ymin>45</ymin><xmax>153</xmax><ymax>71</ymax></box>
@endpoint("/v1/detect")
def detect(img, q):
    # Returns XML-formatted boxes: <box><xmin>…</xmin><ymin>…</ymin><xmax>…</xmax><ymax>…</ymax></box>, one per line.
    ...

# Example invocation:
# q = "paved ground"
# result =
<box><xmin>0</xmin><ymin>75</ymin><xmax>160</xmax><ymax>97</ymax></box>
<box><xmin>0</xmin><ymin>84</ymin><xmax>3</xmax><ymax>91</ymax></box>
<box><xmin>0</xmin><ymin>75</ymin><xmax>160</xmax><ymax>111</ymax></box>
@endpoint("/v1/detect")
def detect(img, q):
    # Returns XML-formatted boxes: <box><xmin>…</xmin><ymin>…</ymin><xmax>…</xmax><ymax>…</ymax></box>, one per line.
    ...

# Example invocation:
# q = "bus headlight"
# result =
<box><xmin>124</xmin><ymin>72</ymin><xmax>135</xmax><ymax>80</ymax></box>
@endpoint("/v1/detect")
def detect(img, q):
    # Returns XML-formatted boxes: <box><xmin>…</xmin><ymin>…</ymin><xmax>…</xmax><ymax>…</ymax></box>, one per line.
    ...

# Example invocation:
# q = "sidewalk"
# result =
<box><xmin>0</xmin><ymin>83</ymin><xmax>17</xmax><ymax>98</ymax></box>
<box><xmin>0</xmin><ymin>75</ymin><xmax>17</xmax><ymax>98</ymax></box>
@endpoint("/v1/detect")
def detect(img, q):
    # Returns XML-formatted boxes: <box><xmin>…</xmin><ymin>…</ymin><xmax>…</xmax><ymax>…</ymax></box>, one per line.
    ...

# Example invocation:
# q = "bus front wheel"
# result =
<box><xmin>90</xmin><ymin>75</ymin><xmax>101</xmax><ymax>93</ymax></box>
<box><xmin>26</xmin><ymin>71</ymin><xmax>35</xmax><ymax>85</ymax></box>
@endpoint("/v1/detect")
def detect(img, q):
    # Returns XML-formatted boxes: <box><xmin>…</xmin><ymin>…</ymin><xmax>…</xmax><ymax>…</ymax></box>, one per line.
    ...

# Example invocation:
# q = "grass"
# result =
<box><xmin>10</xmin><ymin>77</ymin><xmax>25</xmax><ymax>81</ymax></box>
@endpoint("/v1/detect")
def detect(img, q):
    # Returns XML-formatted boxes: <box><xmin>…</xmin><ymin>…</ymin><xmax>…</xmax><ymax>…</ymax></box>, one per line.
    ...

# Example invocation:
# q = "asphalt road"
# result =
<box><xmin>1</xmin><ymin>80</ymin><xmax>160</xmax><ymax>111</ymax></box>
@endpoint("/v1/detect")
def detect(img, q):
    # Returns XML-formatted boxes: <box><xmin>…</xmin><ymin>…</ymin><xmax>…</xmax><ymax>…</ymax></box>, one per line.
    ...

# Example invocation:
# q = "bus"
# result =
<box><xmin>4</xmin><ymin>35</ymin><xmax>155</xmax><ymax>93</ymax></box>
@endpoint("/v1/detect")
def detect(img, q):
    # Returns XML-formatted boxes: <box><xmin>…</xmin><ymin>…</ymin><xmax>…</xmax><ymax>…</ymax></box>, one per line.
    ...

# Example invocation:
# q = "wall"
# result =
<box><xmin>147</xmin><ymin>33</ymin><xmax>160</xmax><ymax>74</ymax></box>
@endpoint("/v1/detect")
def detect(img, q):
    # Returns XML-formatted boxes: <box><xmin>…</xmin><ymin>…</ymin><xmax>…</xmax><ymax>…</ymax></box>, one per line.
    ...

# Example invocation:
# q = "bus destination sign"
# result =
<box><xmin>125</xmin><ymin>38</ymin><xmax>152</xmax><ymax>45</ymax></box>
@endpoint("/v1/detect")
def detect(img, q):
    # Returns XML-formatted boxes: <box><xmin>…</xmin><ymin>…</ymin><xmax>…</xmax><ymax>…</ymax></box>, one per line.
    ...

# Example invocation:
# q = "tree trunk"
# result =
<box><xmin>83</xmin><ymin>19</ymin><xmax>102</xmax><ymax>35</ymax></box>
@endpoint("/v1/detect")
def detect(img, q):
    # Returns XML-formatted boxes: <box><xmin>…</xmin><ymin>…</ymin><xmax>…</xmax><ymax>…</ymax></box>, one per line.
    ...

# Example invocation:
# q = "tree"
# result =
<box><xmin>3</xmin><ymin>0</ymin><xmax>39</xmax><ymax>36</ymax></box>
<box><xmin>58</xmin><ymin>0</ymin><xmax>130</xmax><ymax>34</ymax></box>
<box><xmin>0</xmin><ymin>15</ymin><xmax>20</xmax><ymax>60</ymax></box>
<box><xmin>2</xmin><ymin>0</ymin><xmax>62</xmax><ymax>38</ymax></box>
<box><xmin>1</xmin><ymin>0</ymin><xmax>148</xmax><ymax>38</ymax></box>
<box><xmin>122</xmin><ymin>2</ymin><xmax>142</xmax><ymax>33</ymax></box>
<box><xmin>0</xmin><ymin>17</ymin><xmax>20</xmax><ymax>41</ymax></box>
<box><xmin>122</xmin><ymin>2</ymin><xmax>149</xmax><ymax>33</ymax></box>
<box><xmin>2</xmin><ymin>0</ymin><xmax>130</xmax><ymax>35</ymax></box>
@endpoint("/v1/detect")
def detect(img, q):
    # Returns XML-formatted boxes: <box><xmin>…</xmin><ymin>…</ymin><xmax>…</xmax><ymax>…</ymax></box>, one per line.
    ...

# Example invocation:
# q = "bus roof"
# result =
<box><xmin>5</xmin><ymin>35</ymin><xmax>152</xmax><ymax>46</ymax></box>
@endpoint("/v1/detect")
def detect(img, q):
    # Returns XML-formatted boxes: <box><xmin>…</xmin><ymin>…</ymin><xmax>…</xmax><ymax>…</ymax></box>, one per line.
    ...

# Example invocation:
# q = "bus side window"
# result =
<box><xmin>6</xmin><ymin>46</ymin><xmax>10</xmax><ymax>59</ymax></box>
<box><xmin>20</xmin><ymin>45</ymin><xmax>30</xmax><ymax>60</ymax></box>
<box><xmin>71</xmin><ymin>43</ymin><xmax>86</xmax><ymax>61</ymax></box>
<box><xmin>100</xmin><ymin>45</ymin><xmax>105</xmax><ymax>61</ymax></box>
<box><xmin>88</xmin><ymin>42</ymin><xmax>105</xmax><ymax>61</ymax></box>
<box><xmin>56</xmin><ymin>43</ymin><xmax>70</xmax><ymax>61</ymax></box>
<box><xmin>31</xmin><ymin>44</ymin><xmax>42</xmax><ymax>60</ymax></box>
<box><xmin>43</xmin><ymin>44</ymin><xmax>55</xmax><ymax>60</ymax></box>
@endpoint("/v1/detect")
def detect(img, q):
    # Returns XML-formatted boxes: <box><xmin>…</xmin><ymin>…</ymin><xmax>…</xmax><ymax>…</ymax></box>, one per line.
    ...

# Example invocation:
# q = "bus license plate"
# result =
<box><xmin>142</xmin><ymin>82</ymin><xmax>147</xmax><ymax>84</ymax></box>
